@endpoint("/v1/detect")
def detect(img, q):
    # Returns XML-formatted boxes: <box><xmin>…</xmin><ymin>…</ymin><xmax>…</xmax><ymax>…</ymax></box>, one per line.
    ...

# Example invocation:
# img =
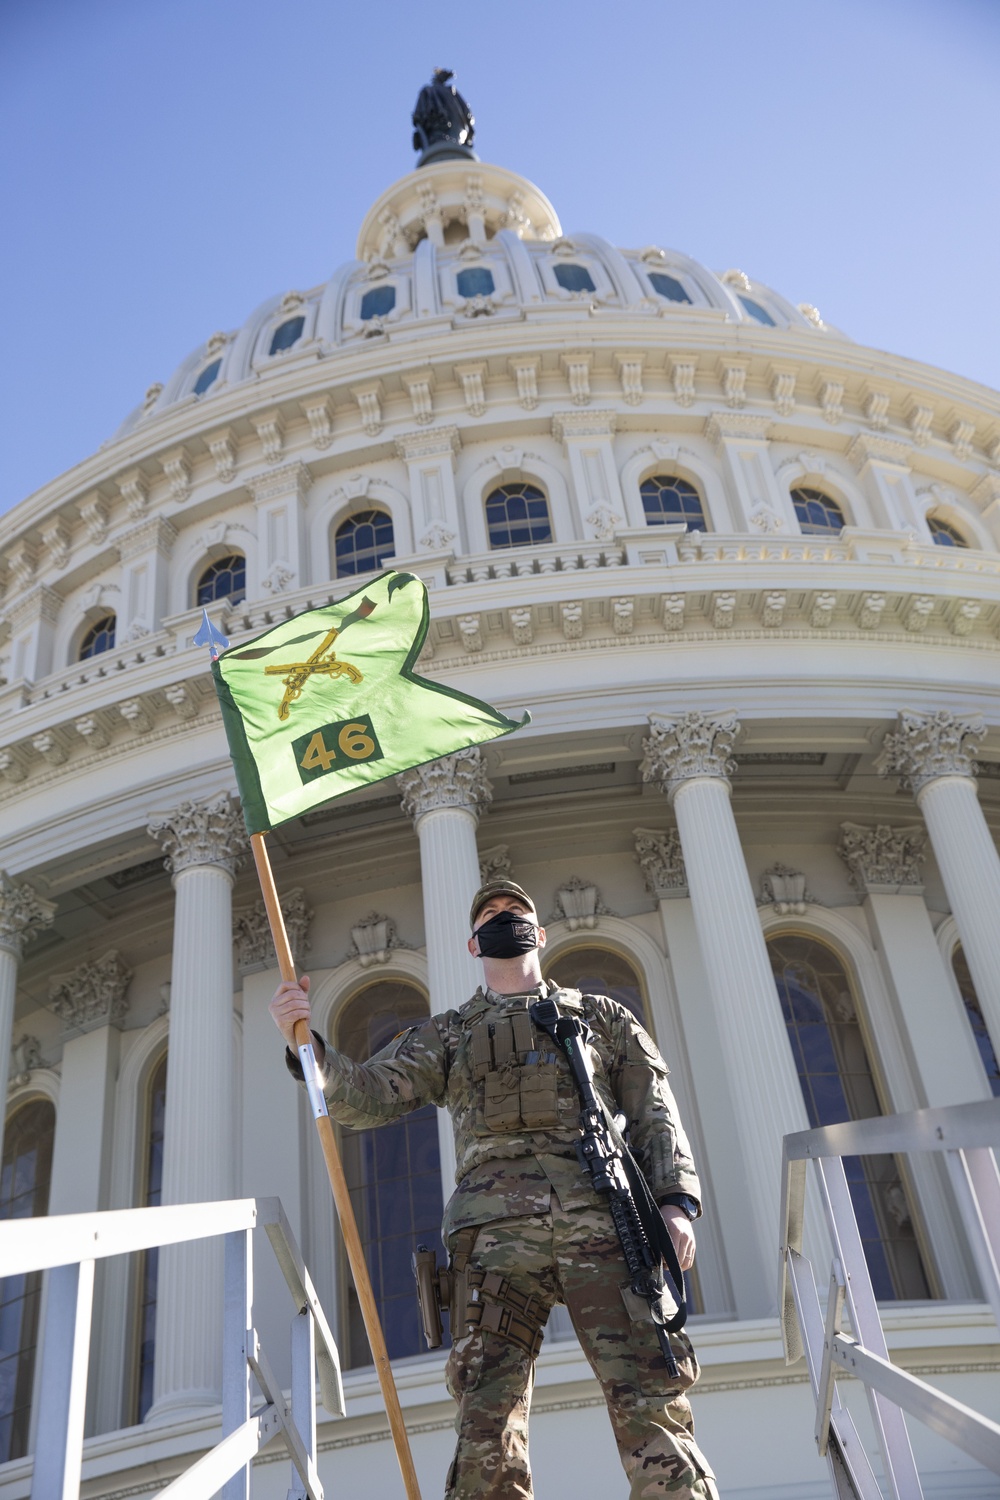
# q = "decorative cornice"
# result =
<box><xmin>551</xmin><ymin>410</ymin><xmax>618</xmax><ymax>442</ymax></box>
<box><xmin>49</xmin><ymin>949</ymin><xmax>132</xmax><ymax>1035</ymax></box>
<box><xmin>874</xmin><ymin>710</ymin><xmax>985</xmax><ymax>795</ymax></box>
<box><xmin>118</xmin><ymin>516</ymin><xmax>177</xmax><ymax>563</ymax></box>
<box><xmin>244</xmin><ymin>461</ymin><xmax>313</xmax><ymax>506</ymax></box>
<box><xmin>837</xmin><ymin>823</ymin><xmax>926</xmax><ymax>895</ymax></box>
<box><xmin>704</xmin><ymin>413</ymin><xmax>771</xmax><ymax>450</ymax></box>
<box><xmin>397</xmin><ymin>746</ymin><xmax>492</xmax><ymax>824</ymax></box>
<box><xmin>234</xmin><ymin>887</ymin><xmax>312</xmax><ymax>974</ymax></box>
<box><xmin>394</xmin><ymin>426</ymin><xmax>461</xmax><ymax>463</ymax></box>
<box><xmin>147</xmin><ymin>792</ymin><xmax>248</xmax><ymax>877</ymax></box>
<box><xmin>0</xmin><ymin>872</ymin><xmax>56</xmax><ymax>960</ymax></box>
<box><xmin>633</xmin><ymin>828</ymin><xmax>687</xmax><ymax>899</ymax></box>
<box><xmin>7</xmin><ymin>584</ymin><xmax>61</xmax><ymax>631</ymax></box>
<box><xmin>640</xmin><ymin>711</ymin><xmax>741</xmax><ymax>796</ymax></box>
<box><xmin>847</xmin><ymin>433</ymin><xmax>912</xmax><ymax>471</ymax></box>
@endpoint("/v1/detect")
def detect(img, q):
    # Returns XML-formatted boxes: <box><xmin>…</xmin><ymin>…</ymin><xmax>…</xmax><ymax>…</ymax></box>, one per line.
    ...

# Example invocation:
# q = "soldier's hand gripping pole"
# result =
<box><xmin>530</xmin><ymin>994</ymin><xmax>687</xmax><ymax>1381</ymax></box>
<box><xmin>250</xmin><ymin>831</ymin><xmax>423</xmax><ymax>1500</ymax></box>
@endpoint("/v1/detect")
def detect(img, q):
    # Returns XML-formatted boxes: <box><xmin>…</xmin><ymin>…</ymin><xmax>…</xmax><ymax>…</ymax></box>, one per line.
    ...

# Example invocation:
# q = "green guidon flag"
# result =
<box><xmin>212</xmin><ymin>569</ymin><xmax>529</xmax><ymax>834</ymax></box>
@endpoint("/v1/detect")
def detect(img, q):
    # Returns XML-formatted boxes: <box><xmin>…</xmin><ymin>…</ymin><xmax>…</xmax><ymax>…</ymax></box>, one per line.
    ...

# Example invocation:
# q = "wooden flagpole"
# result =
<box><xmin>250</xmin><ymin>830</ymin><xmax>423</xmax><ymax>1500</ymax></box>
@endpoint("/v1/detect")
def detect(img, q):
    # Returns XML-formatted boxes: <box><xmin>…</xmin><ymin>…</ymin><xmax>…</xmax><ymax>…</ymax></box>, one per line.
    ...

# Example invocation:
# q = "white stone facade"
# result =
<box><xmin>0</xmin><ymin>137</ymin><xmax>998</xmax><ymax>1500</ymax></box>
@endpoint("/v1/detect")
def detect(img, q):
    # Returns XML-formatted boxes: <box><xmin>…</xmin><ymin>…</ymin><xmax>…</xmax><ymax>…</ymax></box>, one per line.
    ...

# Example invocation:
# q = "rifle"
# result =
<box><xmin>530</xmin><ymin>993</ymin><xmax>687</xmax><ymax>1380</ymax></box>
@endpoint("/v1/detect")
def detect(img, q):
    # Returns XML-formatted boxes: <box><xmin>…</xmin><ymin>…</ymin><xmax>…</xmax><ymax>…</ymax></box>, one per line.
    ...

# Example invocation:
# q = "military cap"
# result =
<box><xmin>469</xmin><ymin>878</ymin><xmax>536</xmax><ymax>929</ymax></box>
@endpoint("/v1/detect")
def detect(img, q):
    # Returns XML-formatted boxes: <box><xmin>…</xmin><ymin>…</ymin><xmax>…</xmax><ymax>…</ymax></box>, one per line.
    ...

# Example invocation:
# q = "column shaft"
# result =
<box><xmin>917</xmin><ymin>775</ymin><xmax>1000</xmax><ymax>1064</ymax></box>
<box><xmin>150</xmin><ymin>861</ymin><xmax>236</xmax><ymax>1418</ymax></box>
<box><xmin>0</xmin><ymin>948</ymin><xmax>16</xmax><ymax>1154</ymax></box>
<box><xmin>672</xmin><ymin>776</ymin><xmax>813</xmax><ymax>1313</ymax></box>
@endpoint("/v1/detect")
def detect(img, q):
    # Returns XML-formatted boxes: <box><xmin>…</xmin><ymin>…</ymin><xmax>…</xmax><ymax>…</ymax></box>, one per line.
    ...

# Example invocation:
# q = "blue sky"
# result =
<box><xmin>2</xmin><ymin>0</ymin><xmax>998</xmax><ymax>515</ymax></box>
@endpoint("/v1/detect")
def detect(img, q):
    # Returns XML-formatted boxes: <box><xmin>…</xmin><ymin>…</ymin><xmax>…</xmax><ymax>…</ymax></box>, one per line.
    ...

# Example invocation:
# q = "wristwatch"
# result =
<box><xmin>657</xmin><ymin>1192</ymin><xmax>700</xmax><ymax>1221</ymax></box>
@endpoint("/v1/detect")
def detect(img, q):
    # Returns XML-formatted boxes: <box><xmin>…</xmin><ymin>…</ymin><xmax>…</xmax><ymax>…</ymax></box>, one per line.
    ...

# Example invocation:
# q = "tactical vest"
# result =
<box><xmin>459</xmin><ymin>987</ymin><xmax>610</xmax><ymax>1137</ymax></box>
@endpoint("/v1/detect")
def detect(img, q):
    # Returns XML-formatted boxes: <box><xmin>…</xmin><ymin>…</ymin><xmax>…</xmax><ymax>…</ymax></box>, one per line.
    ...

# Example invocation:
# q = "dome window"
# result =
<box><xmin>335</xmin><ymin>509</ymin><xmax>395</xmax><ymax>577</ymax></box>
<box><xmin>79</xmin><ymin>614</ymin><xmax>116</xmax><ymax>660</ymax></box>
<box><xmin>360</xmin><ymin>286</ymin><xmax>396</xmax><ymax>321</ymax></box>
<box><xmin>928</xmin><ymin>515</ymin><xmax>969</xmax><ymax>548</ymax></box>
<box><xmin>738</xmin><ymin>295</ymin><xmax>776</xmax><ymax>327</ymax></box>
<box><xmin>553</xmin><ymin>264</ymin><xmax>596</xmax><ymax>294</ymax></box>
<box><xmin>269</xmin><ymin>316</ymin><xmax>305</xmax><ymax>355</ymax></box>
<box><xmin>485</xmin><ymin>483</ymin><xmax>553</xmax><ymax>549</ymax></box>
<box><xmin>791</xmin><ymin>486</ymin><xmax>845</xmax><ymax>535</ymax></box>
<box><xmin>192</xmin><ymin>358</ymin><xmax>221</xmax><ymax>396</ymax></box>
<box><xmin>197</xmin><ymin>554</ymin><xmax>246</xmax><ymax>607</ymax></box>
<box><xmin>649</xmin><ymin>272</ymin><xmax>691</xmax><ymax>305</ymax></box>
<box><xmin>456</xmin><ymin>267</ymin><xmax>495</xmax><ymax>298</ymax></box>
<box><xmin>640</xmin><ymin>475</ymin><xmax>706</xmax><ymax>531</ymax></box>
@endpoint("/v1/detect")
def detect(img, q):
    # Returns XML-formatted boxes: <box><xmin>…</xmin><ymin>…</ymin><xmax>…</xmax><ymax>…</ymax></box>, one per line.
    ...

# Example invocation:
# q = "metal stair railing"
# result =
<box><xmin>0</xmin><ymin>1195</ymin><xmax>345</xmax><ymax>1500</ymax></box>
<box><xmin>780</xmin><ymin>1098</ymin><xmax>1000</xmax><ymax>1500</ymax></box>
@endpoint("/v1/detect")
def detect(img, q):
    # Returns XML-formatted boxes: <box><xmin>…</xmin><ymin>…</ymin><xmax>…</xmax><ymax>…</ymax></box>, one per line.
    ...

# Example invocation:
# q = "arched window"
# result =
<box><xmin>648</xmin><ymin>272</ymin><xmax>691</xmax><ymax>305</ymax></box>
<box><xmin>196</xmin><ymin>554</ymin><xmax>246</xmax><ymax>607</ymax></box>
<box><xmin>738</xmin><ymin>295</ymin><xmax>776</xmax><ymax>326</ymax></box>
<box><xmin>927</xmin><ymin>514</ymin><xmax>969</xmax><ymax>548</ymax></box>
<box><xmin>336</xmin><ymin>980</ymin><xmax>444</xmax><ymax>1367</ymax></box>
<box><xmin>360</xmin><ymin>286</ymin><xmax>396</xmax><ymax>321</ymax></box>
<box><xmin>553</xmin><ymin>263</ymin><xmax>596</xmax><ymax>294</ymax></box>
<box><xmin>951</xmin><ymin>945</ymin><xmax>1000</xmax><ymax>1096</ymax></box>
<box><xmin>269</xmin><ymin>316</ymin><xmax>305</xmax><ymax>355</ymax></box>
<box><xmin>79</xmin><ymin>614</ymin><xmax>116</xmax><ymax>660</ymax></box>
<box><xmin>192</xmin><ymin>359</ymin><xmax>221</xmax><ymax>396</ymax></box>
<box><xmin>0</xmin><ymin>1099</ymin><xmax>55</xmax><ymax>1461</ymax></box>
<box><xmin>791</xmin><ymin>486</ymin><xmax>846</xmax><ymax>536</ymax></box>
<box><xmin>640</xmin><ymin>474</ymin><xmax>706</xmax><ymax>531</ymax></box>
<box><xmin>768</xmin><ymin>934</ymin><xmax>931</xmax><ymax>1300</ymax></box>
<box><xmin>134</xmin><ymin>1054</ymin><xmax>167</xmax><ymax>1423</ymax></box>
<box><xmin>485</xmin><ymin>482</ymin><xmax>553</xmax><ymax>549</ymax></box>
<box><xmin>544</xmin><ymin>946</ymin><xmax>648</xmax><ymax>1026</ymax></box>
<box><xmin>334</xmin><ymin>510</ymin><xmax>395</xmax><ymax>578</ymax></box>
<box><xmin>456</xmin><ymin>267</ymin><xmax>495</xmax><ymax>298</ymax></box>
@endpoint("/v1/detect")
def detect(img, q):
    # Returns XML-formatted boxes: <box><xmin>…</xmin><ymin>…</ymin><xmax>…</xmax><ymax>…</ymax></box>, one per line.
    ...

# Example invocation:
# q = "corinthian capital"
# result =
<box><xmin>838</xmin><ymin>823</ymin><xmax>926</xmax><ymax>895</ymax></box>
<box><xmin>633</xmin><ymin>828</ymin><xmax>687</xmax><ymax>899</ymax></box>
<box><xmin>874</xmin><ymin>710</ymin><xmax>985</xmax><ymax>795</ymax></box>
<box><xmin>0</xmin><ymin>872</ymin><xmax>56</xmax><ymax>960</ymax></box>
<box><xmin>640</xmin><ymin>711</ymin><xmax>740</xmax><ymax>797</ymax></box>
<box><xmin>49</xmin><ymin>949</ymin><xmax>132</xmax><ymax>1034</ymax></box>
<box><xmin>148</xmin><ymin>793</ymin><xmax>248</xmax><ymax>877</ymax></box>
<box><xmin>397</xmin><ymin>746</ymin><xmax>492</xmax><ymax>825</ymax></box>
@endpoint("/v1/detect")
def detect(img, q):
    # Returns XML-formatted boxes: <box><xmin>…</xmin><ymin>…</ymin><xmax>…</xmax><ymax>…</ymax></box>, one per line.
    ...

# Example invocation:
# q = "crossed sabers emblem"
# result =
<box><xmin>233</xmin><ymin>596</ymin><xmax>377</xmax><ymax>721</ymax></box>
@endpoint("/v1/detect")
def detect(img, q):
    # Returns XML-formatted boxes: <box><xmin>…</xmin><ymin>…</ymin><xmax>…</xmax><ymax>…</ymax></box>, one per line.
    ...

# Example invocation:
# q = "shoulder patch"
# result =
<box><xmin>633</xmin><ymin>1026</ymin><xmax>661</xmax><ymax>1061</ymax></box>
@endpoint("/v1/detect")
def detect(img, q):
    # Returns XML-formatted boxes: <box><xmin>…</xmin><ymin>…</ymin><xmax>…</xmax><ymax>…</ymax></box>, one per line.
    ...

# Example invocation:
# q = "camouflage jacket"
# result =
<box><xmin>290</xmin><ymin>981</ymin><xmax>701</xmax><ymax>1239</ymax></box>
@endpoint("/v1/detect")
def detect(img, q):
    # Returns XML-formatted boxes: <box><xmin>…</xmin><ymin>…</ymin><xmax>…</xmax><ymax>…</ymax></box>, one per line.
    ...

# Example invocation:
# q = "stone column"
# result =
<box><xmin>0</xmin><ymin>874</ymin><xmax>55</xmax><ymax>1159</ymax></box>
<box><xmin>837</xmin><ymin>823</ymin><xmax>982</xmax><ymax>1298</ymax></box>
<box><xmin>146</xmin><ymin>793</ymin><xmax>246</xmax><ymax>1420</ymax></box>
<box><xmin>641</xmin><ymin>712</ymin><xmax>815</xmax><ymax>1317</ymax></box>
<box><xmin>876</xmin><ymin>710</ymin><xmax>1000</xmax><ymax>1065</ymax></box>
<box><xmin>398</xmin><ymin>747</ymin><xmax>492</xmax><ymax>1188</ymax></box>
<box><xmin>246</xmin><ymin>460</ymin><xmax>312</xmax><ymax>597</ymax></box>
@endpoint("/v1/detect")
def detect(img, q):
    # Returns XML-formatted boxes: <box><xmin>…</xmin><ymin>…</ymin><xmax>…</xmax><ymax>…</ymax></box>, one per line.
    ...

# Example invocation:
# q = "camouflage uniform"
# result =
<box><xmin>291</xmin><ymin>982</ymin><xmax>717</xmax><ymax>1500</ymax></box>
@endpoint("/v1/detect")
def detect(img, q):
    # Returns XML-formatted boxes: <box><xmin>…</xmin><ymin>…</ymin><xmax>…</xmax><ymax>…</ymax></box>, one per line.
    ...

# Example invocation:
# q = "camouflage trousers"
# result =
<box><xmin>444</xmin><ymin>1207</ymin><xmax>718</xmax><ymax>1500</ymax></box>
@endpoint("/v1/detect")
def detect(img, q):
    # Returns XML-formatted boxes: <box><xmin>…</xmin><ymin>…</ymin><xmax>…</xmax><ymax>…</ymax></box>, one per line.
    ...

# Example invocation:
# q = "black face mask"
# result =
<box><xmin>474</xmin><ymin>909</ymin><xmax>539</xmax><ymax>959</ymax></box>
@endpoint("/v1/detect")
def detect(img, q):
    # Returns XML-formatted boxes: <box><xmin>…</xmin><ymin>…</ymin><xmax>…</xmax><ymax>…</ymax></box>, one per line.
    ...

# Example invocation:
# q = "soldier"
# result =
<box><xmin>270</xmin><ymin>879</ymin><xmax>718</xmax><ymax>1500</ymax></box>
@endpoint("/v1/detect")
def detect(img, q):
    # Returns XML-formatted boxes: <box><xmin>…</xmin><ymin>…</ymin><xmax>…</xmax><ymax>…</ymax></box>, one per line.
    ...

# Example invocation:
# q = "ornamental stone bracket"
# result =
<box><xmin>478</xmin><ymin>845</ymin><xmax>512</xmax><ymax>884</ymax></box>
<box><xmin>550</xmin><ymin>877</ymin><xmax>615</xmax><ymax>930</ymax></box>
<box><xmin>397</xmin><ymin>746</ymin><xmax>493</xmax><ymax>825</ymax></box>
<box><xmin>0</xmin><ymin>872</ymin><xmax>56</xmax><ymax>959</ymax></box>
<box><xmin>640</xmin><ymin>711</ymin><xmax>741</xmax><ymax>798</ymax></box>
<box><xmin>632</xmin><ymin>828</ymin><xmax>687</xmax><ymax>900</ymax></box>
<box><xmin>837</xmin><ymin>823</ymin><xmax>927</xmax><ymax>896</ymax></box>
<box><xmin>49</xmin><ymin>949</ymin><xmax>132</xmax><ymax>1036</ymax></box>
<box><xmin>874</xmin><ymin>709</ymin><xmax>985</xmax><ymax>794</ymax></box>
<box><xmin>234</xmin><ymin>888</ymin><xmax>313</xmax><ymax>975</ymax></box>
<box><xmin>757</xmin><ymin>863</ymin><xmax>817</xmax><ymax>915</ymax></box>
<box><xmin>148</xmin><ymin>793</ymin><xmax>248</xmax><ymax>877</ymax></box>
<box><xmin>9</xmin><ymin>1034</ymin><xmax>45</xmax><ymax>1090</ymax></box>
<box><xmin>345</xmin><ymin>912</ymin><xmax>409</xmax><ymax>968</ymax></box>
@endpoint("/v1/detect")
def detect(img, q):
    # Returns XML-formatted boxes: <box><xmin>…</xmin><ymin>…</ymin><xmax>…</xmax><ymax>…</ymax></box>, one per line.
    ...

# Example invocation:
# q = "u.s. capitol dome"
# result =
<box><xmin>0</xmin><ymin>73</ymin><xmax>998</xmax><ymax>1500</ymax></box>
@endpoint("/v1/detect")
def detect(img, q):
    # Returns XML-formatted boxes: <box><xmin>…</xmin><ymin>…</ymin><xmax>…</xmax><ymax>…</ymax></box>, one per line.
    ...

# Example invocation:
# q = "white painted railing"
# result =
<box><xmin>0</xmin><ymin>1196</ymin><xmax>344</xmax><ymax>1500</ymax></box>
<box><xmin>780</xmin><ymin>1099</ymin><xmax>1000</xmax><ymax>1499</ymax></box>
